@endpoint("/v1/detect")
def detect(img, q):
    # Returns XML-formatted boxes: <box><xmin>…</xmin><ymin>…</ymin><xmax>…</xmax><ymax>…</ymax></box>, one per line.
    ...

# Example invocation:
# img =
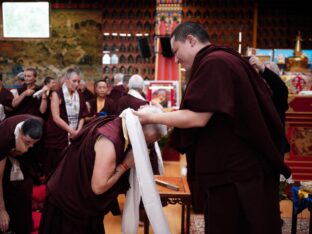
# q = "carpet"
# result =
<box><xmin>190</xmin><ymin>214</ymin><xmax>310</xmax><ymax>234</ymax></box>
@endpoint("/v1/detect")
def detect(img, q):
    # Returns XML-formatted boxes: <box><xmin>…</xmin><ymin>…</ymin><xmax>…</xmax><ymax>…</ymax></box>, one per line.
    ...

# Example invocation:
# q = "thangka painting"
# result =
<box><xmin>0</xmin><ymin>9</ymin><xmax>102</xmax><ymax>84</ymax></box>
<box><xmin>282</xmin><ymin>72</ymin><xmax>312</xmax><ymax>94</ymax></box>
<box><xmin>287</xmin><ymin>126</ymin><xmax>312</xmax><ymax>157</ymax></box>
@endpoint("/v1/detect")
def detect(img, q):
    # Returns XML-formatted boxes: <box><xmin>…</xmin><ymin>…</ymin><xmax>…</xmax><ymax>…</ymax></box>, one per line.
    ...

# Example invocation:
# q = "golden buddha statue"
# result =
<box><xmin>285</xmin><ymin>32</ymin><xmax>309</xmax><ymax>72</ymax></box>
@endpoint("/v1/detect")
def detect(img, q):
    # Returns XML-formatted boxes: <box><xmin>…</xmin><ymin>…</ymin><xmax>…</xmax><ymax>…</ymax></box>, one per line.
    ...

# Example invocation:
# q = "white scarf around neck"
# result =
<box><xmin>128</xmin><ymin>89</ymin><xmax>145</xmax><ymax>101</ymax></box>
<box><xmin>62</xmin><ymin>84</ymin><xmax>80</xmax><ymax>130</ymax></box>
<box><xmin>0</xmin><ymin>104</ymin><xmax>5</xmax><ymax>121</ymax></box>
<box><xmin>9</xmin><ymin>121</ymin><xmax>25</xmax><ymax>181</ymax></box>
<box><xmin>120</xmin><ymin>108</ymin><xmax>170</xmax><ymax>234</ymax></box>
<box><xmin>127</xmin><ymin>89</ymin><xmax>164</xmax><ymax>175</ymax></box>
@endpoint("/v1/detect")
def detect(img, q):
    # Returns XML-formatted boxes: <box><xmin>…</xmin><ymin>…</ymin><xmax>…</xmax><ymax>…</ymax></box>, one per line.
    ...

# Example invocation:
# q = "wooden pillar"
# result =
<box><xmin>252</xmin><ymin>2</ymin><xmax>258</xmax><ymax>48</ymax></box>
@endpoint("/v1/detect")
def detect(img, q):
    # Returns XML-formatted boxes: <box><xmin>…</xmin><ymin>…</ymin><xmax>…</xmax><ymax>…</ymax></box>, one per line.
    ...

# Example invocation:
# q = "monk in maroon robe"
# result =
<box><xmin>0</xmin><ymin>115</ymin><xmax>43</xmax><ymax>234</ymax></box>
<box><xmin>108</xmin><ymin>85</ymin><xmax>127</xmax><ymax>101</ymax></box>
<box><xmin>40</xmin><ymin>117</ymin><xmax>131</xmax><ymax>234</ymax></box>
<box><xmin>107</xmin><ymin>73</ymin><xmax>128</xmax><ymax>101</ymax></box>
<box><xmin>86</xmin><ymin>80</ymin><xmax>117</xmax><ymax>123</ymax></box>
<box><xmin>39</xmin><ymin>106</ymin><xmax>165</xmax><ymax>234</ymax></box>
<box><xmin>0</xmin><ymin>74</ymin><xmax>14</xmax><ymax>119</ymax></box>
<box><xmin>11</xmin><ymin>67</ymin><xmax>44</xmax><ymax>117</ymax></box>
<box><xmin>134</xmin><ymin>22</ymin><xmax>291</xmax><ymax>234</ymax></box>
<box><xmin>88</xmin><ymin>97</ymin><xmax>116</xmax><ymax>117</ymax></box>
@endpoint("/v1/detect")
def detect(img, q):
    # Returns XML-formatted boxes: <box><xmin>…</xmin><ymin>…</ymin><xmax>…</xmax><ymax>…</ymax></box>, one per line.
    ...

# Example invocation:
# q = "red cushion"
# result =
<box><xmin>32</xmin><ymin>211</ymin><xmax>42</xmax><ymax>231</ymax></box>
<box><xmin>32</xmin><ymin>185</ymin><xmax>46</xmax><ymax>202</ymax></box>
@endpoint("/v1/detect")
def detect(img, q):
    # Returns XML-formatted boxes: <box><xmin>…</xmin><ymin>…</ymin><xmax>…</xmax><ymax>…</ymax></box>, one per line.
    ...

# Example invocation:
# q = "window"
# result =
<box><xmin>1</xmin><ymin>2</ymin><xmax>50</xmax><ymax>39</ymax></box>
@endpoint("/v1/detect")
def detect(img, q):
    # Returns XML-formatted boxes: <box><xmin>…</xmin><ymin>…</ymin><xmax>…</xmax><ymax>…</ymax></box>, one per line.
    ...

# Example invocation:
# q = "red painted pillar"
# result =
<box><xmin>155</xmin><ymin>3</ymin><xmax>182</xmax><ymax>81</ymax></box>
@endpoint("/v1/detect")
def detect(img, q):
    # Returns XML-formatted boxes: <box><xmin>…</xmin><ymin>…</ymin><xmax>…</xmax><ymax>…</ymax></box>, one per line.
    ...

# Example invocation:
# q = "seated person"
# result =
<box><xmin>39</xmin><ymin>106</ymin><xmax>167</xmax><ymax>234</ymax></box>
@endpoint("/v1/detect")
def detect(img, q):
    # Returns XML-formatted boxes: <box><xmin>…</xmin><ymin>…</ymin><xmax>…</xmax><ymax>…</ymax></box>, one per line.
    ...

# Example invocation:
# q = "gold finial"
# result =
<box><xmin>294</xmin><ymin>31</ymin><xmax>302</xmax><ymax>57</ymax></box>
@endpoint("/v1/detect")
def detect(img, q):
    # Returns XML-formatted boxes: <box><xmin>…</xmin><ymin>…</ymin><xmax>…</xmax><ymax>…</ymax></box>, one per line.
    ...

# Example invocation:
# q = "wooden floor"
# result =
<box><xmin>104</xmin><ymin>156</ymin><xmax>310</xmax><ymax>234</ymax></box>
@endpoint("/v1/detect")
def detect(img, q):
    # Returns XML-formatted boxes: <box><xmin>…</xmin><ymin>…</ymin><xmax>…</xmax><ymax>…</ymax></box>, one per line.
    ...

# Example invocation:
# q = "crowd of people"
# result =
<box><xmin>0</xmin><ymin>67</ymin><xmax>169</xmax><ymax>234</ymax></box>
<box><xmin>0</xmin><ymin>21</ymin><xmax>291</xmax><ymax>234</ymax></box>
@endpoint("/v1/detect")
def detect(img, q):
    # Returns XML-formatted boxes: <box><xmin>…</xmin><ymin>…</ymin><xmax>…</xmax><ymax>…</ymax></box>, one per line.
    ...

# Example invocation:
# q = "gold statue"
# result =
<box><xmin>285</xmin><ymin>31</ymin><xmax>309</xmax><ymax>72</ymax></box>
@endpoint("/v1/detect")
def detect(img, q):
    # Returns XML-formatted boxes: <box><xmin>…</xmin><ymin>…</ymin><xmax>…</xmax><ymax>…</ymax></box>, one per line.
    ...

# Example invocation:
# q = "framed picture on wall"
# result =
<box><xmin>143</xmin><ymin>80</ymin><xmax>180</xmax><ymax>109</ymax></box>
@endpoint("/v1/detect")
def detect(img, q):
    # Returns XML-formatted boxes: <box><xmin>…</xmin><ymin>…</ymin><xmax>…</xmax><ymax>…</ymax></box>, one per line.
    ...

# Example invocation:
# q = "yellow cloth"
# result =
<box><xmin>96</xmin><ymin>98</ymin><xmax>105</xmax><ymax>112</ymax></box>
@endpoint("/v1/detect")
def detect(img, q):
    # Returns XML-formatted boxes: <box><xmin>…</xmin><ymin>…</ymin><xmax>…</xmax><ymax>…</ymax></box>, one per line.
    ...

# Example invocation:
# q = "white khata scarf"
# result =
<box><xmin>127</xmin><ymin>89</ymin><xmax>165</xmax><ymax>175</ymax></box>
<box><xmin>0</xmin><ymin>104</ymin><xmax>5</xmax><ymax>121</ymax></box>
<box><xmin>9</xmin><ymin>121</ymin><xmax>25</xmax><ymax>181</ymax></box>
<box><xmin>62</xmin><ymin>84</ymin><xmax>80</xmax><ymax>130</ymax></box>
<box><xmin>120</xmin><ymin>108</ymin><xmax>170</xmax><ymax>234</ymax></box>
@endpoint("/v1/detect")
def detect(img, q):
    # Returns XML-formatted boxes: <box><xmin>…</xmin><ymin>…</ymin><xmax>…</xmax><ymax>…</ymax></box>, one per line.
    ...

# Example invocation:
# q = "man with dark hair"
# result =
<box><xmin>0</xmin><ymin>115</ymin><xmax>43</xmax><ymax>234</ymax></box>
<box><xmin>0</xmin><ymin>73</ymin><xmax>14</xmax><ymax>120</ymax></box>
<box><xmin>134</xmin><ymin>22</ymin><xmax>291</xmax><ymax>234</ymax></box>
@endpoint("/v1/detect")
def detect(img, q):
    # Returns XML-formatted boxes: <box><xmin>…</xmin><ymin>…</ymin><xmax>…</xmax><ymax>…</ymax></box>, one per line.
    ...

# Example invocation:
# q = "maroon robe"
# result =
<box><xmin>88</xmin><ymin>97</ymin><xmax>117</xmax><ymax>117</ymax></box>
<box><xmin>43</xmin><ymin>88</ymin><xmax>88</xmax><ymax>176</ymax></box>
<box><xmin>13</xmin><ymin>84</ymin><xmax>42</xmax><ymax>116</ymax></box>
<box><xmin>0</xmin><ymin>114</ymin><xmax>43</xmax><ymax>234</ymax></box>
<box><xmin>0</xmin><ymin>86</ymin><xmax>13</xmax><ymax>118</ymax></box>
<box><xmin>81</xmin><ymin>88</ymin><xmax>95</xmax><ymax>102</ymax></box>
<box><xmin>170</xmin><ymin>45</ymin><xmax>290</xmax><ymax>234</ymax></box>
<box><xmin>116</xmin><ymin>94</ymin><xmax>147</xmax><ymax>114</ymax></box>
<box><xmin>108</xmin><ymin>85</ymin><xmax>127</xmax><ymax>101</ymax></box>
<box><xmin>39</xmin><ymin>117</ymin><xmax>129</xmax><ymax>234</ymax></box>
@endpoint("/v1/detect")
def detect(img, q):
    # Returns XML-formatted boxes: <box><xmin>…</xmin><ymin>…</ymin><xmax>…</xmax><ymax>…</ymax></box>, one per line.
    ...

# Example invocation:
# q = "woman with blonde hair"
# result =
<box><xmin>43</xmin><ymin>68</ymin><xmax>88</xmax><ymax>176</ymax></box>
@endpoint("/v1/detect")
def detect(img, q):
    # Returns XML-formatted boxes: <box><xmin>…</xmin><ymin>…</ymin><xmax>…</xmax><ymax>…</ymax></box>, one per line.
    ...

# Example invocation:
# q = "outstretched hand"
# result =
<box><xmin>132</xmin><ymin>108</ymin><xmax>152</xmax><ymax>125</ymax></box>
<box><xmin>133</xmin><ymin>102</ymin><xmax>163</xmax><ymax>125</ymax></box>
<box><xmin>149</xmin><ymin>100</ymin><xmax>164</xmax><ymax>110</ymax></box>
